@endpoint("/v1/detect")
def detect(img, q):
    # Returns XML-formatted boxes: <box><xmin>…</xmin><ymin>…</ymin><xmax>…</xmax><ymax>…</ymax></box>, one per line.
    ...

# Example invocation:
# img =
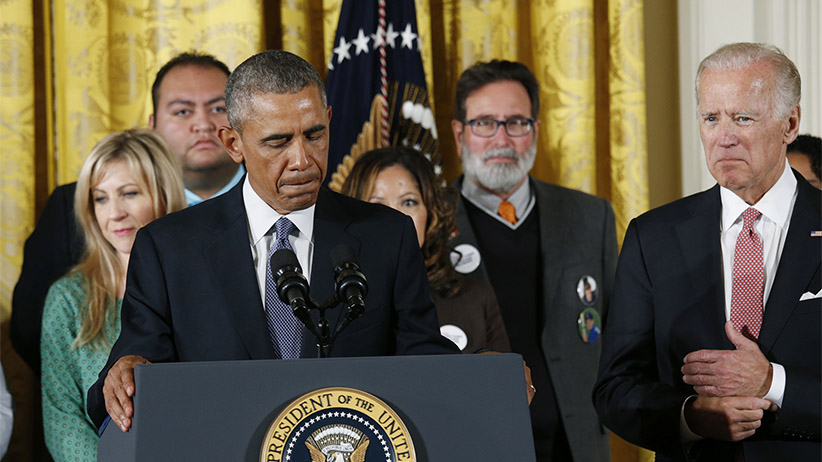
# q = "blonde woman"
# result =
<box><xmin>40</xmin><ymin>129</ymin><xmax>185</xmax><ymax>461</ymax></box>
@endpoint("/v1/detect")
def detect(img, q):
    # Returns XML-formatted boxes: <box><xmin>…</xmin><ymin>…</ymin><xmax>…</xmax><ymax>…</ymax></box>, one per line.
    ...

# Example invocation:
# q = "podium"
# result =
<box><xmin>98</xmin><ymin>353</ymin><xmax>535</xmax><ymax>461</ymax></box>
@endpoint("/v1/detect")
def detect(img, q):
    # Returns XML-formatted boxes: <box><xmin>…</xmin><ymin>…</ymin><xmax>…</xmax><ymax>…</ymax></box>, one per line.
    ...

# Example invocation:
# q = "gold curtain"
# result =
<box><xmin>1</xmin><ymin>0</ymin><xmax>35</xmax><ymax>319</ymax></box>
<box><xmin>0</xmin><ymin>1</ymin><xmax>38</xmax><ymax>456</ymax></box>
<box><xmin>51</xmin><ymin>0</ymin><xmax>265</xmax><ymax>185</ymax></box>
<box><xmin>2</xmin><ymin>0</ymin><xmax>648</xmax><ymax>459</ymax></box>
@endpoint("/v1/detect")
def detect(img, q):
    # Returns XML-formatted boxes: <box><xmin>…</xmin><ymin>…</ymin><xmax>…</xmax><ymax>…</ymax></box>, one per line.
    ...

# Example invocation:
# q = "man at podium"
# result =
<box><xmin>87</xmin><ymin>50</ymin><xmax>459</xmax><ymax>433</ymax></box>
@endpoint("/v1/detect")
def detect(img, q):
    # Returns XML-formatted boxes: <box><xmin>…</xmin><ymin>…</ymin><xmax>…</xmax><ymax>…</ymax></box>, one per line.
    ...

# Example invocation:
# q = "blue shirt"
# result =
<box><xmin>184</xmin><ymin>164</ymin><xmax>246</xmax><ymax>206</ymax></box>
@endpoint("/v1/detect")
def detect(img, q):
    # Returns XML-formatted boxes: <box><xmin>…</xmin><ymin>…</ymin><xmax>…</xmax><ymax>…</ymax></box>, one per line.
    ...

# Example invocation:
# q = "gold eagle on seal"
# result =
<box><xmin>305</xmin><ymin>424</ymin><xmax>370</xmax><ymax>462</ymax></box>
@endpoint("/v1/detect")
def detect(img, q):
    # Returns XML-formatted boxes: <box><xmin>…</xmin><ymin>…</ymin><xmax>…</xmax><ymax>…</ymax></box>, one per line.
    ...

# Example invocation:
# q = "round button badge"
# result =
<box><xmin>450</xmin><ymin>244</ymin><xmax>481</xmax><ymax>274</ymax></box>
<box><xmin>576</xmin><ymin>275</ymin><xmax>598</xmax><ymax>306</ymax></box>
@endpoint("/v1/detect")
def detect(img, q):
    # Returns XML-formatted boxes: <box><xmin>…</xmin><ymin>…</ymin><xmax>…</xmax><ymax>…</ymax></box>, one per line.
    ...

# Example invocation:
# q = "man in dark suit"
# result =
<box><xmin>11</xmin><ymin>52</ymin><xmax>242</xmax><ymax>374</ymax></box>
<box><xmin>593</xmin><ymin>43</ymin><xmax>820</xmax><ymax>461</ymax></box>
<box><xmin>449</xmin><ymin>60</ymin><xmax>617</xmax><ymax>461</ymax></box>
<box><xmin>88</xmin><ymin>50</ymin><xmax>457</xmax><ymax>432</ymax></box>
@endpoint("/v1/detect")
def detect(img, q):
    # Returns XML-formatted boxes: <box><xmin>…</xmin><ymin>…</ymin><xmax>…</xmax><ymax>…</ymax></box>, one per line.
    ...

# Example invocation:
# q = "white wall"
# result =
<box><xmin>678</xmin><ymin>0</ymin><xmax>821</xmax><ymax>195</ymax></box>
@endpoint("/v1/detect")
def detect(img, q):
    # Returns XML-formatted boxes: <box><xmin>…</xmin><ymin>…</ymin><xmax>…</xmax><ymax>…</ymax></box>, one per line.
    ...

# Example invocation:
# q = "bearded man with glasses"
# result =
<box><xmin>449</xmin><ymin>59</ymin><xmax>617</xmax><ymax>462</ymax></box>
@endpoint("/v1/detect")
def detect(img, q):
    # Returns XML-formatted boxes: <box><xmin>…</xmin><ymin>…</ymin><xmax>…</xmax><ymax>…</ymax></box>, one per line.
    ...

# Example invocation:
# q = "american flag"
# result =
<box><xmin>325</xmin><ymin>0</ymin><xmax>439</xmax><ymax>190</ymax></box>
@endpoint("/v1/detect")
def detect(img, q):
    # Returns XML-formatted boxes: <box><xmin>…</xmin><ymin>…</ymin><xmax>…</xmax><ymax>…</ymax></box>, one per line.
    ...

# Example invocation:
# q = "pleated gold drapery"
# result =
<box><xmin>2</xmin><ymin>1</ymin><xmax>648</xmax><ymax>460</ymax></box>
<box><xmin>51</xmin><ymin>0</ymin><xmax>265</xmax><ymax>186</ymax></box>
<box><xmin>0</xmin><ymin>1</ymin><xmax>39</xmax><ymax>455</ymax></box>
<box><xmin>1</xmin><ymin>0</ymin><xmax>36</xmax><ymax>319</ymax></box>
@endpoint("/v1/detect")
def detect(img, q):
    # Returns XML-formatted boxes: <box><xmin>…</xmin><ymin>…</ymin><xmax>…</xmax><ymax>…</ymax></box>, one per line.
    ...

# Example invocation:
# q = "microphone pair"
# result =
<box><xmin>270</xmin><ymin>245</ymin><xmax>368</xmax><ymax>336</ymax></box>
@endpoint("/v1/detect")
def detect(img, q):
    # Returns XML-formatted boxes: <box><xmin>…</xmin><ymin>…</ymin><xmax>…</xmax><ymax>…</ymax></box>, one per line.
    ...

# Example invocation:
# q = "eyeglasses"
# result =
<box><xmin>464</xmin><ymin>117</ymin><xmax>535</xmax><ymax>138</ymax></box>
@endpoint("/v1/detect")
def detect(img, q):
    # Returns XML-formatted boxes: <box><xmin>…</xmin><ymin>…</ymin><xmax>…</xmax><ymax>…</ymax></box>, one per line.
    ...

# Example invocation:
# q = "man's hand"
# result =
<box><xmin>684</xmin><ymin>395</ymin><xmax>771</xmax><ymax>442</ymax></box>
<box><xmin>479</xmin><ymin>351</ymin><xmax>535</xmax><ymax>404</ymax></box>
<box><xmin>523</xmin><ymin>360</ymin><xmax>535</xmax><ymax>405</ymax></box>
<box><xmin>682</xmin><ymin>322</ymin><xmax>772</xmax><ymax>397</ymax></box>
<box><xmin>102</xmin><ymin>355</ymin><xmax>151</xmax><ymax>432</ymax></box>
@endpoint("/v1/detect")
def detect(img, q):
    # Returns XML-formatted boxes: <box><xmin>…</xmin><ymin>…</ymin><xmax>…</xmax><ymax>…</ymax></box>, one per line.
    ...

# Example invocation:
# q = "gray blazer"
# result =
<box><xmin>451</xmin><ymin>175</ymin><xmax>617</xmax><ymax>462</ymax></box>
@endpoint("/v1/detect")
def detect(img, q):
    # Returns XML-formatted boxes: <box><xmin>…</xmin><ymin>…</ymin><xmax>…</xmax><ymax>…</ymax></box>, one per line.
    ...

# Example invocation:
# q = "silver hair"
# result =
<box><xmin>696</xmin><ymin>42</ymin><xmax>800</xmax><ymax>119</ymax></box>
<box><xmin>225</xmin><ymin>50</ymin><xmax>327</xmax><ymax>132</ymax></box>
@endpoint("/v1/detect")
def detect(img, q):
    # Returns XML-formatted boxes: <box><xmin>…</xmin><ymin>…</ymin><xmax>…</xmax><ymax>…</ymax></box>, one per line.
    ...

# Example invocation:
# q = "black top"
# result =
<box><xmin>12</xmin><ymin>182</ymin><xmax>84</xmax><ymax>373</ymax></box>
<box><xmin>462</xmin><ymin>199</ymin><xmax>571</xmax><ymax>461</ymax></box>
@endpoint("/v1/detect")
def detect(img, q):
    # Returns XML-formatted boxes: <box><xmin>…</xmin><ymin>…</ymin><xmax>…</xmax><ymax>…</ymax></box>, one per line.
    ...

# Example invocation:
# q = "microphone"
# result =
<box><xmin>270</xmin><ymin>248</ymin><xmax>313</xmax><ymax>328</ymax></box>
<box><xmin>330</xmin><ymin>245</ymin><xmax>368</xmax><ymax>333</ymax></box>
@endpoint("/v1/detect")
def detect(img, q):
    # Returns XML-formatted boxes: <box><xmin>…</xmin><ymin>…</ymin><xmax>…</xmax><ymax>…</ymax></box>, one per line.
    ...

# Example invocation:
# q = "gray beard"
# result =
<box><xmin>460</xmin><ymin>142</ymin><xmax>536</xmax><ymax>193</ymax></box>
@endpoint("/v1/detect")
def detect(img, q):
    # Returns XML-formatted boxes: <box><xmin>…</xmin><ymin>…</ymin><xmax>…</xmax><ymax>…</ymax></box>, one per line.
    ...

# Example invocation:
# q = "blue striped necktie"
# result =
<box><xmin>265</xmin><ymin>217</ymin><xmax>303</xmax><ymax>359</ymax></box>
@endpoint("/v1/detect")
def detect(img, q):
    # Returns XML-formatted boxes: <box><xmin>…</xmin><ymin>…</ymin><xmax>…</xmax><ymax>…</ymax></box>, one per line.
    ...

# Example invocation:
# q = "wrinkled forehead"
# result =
<box><xmin>698</xmin><ymin>66</ymin><xmax>775</xmax><ymax>108</ymax></box>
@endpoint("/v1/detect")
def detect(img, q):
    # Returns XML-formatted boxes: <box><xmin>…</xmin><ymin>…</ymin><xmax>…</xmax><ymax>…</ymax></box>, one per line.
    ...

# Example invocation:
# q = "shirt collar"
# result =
<box><xmin>185</xmin><ymin>164</ymin><xmax>247</xmax><ymax>206</ymax></box>
<box><xmin>242</xmin><ymin>175</ymin><xmax>316</xmax><ymax>246</ymax></box>
<box><xmin>460</xmin><ymin>175</ymin><xmax>532</xmax><ymax>214</ymax></box>
<box><xmin>720</xmin><ymin>159</ymin><xmax>797</xmax><ymax>231</ymax></box>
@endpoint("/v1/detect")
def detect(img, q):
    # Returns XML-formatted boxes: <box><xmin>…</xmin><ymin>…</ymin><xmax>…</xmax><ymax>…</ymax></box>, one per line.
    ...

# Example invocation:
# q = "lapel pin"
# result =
<box><xmin>577</xmin><ymin>308</ymin><xmax>602</xmax><ymax>343</ymax></box>
<box><xmin>811</xmin><ymin>231</ymin><xmax>821</xmax><ymax>237</ymax></box>
<box><xmin>450</xmin><ymin>244</ymin><xmax>481</xmax><ymax>274</ymax></box>
<box><xmin>576</xmin><ymin>275</ymin><xmax>598</xmax><ymax>306</ymax></box>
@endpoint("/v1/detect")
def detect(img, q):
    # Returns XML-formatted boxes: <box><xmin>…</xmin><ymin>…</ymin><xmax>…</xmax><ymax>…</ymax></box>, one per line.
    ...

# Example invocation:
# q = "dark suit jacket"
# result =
<box><xmin>87</xmin><ymin>183</ymin><xmax>458</xmax><ymax>428</ymax></box>
<box><xmin>593</xmin><ymin>171</ymin><xmax>821</xmax><ymax>462</ymax></box>
<box><xmin>452</xmin><ymin>176</ymin><xmax>617</xmax><ymax>462</ymax></box>
<box><xmin>12</xmin><ymin>182</ymin><xmax>84</xmax><ymax>373</ymax></box>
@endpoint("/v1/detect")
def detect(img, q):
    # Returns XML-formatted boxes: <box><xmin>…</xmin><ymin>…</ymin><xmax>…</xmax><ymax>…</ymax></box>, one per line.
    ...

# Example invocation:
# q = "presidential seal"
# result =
<box><xmin>260</xmin><ymin>387</ymin><xmax>415</xmax><ymax>462</ymax></box>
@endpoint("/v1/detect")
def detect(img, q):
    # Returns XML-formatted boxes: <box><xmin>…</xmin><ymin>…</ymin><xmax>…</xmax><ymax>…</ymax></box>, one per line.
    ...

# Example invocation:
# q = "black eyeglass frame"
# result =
<box><xmin>463</xmin><ymin>117</ymin><xmax>536</xmax><ymax>138</ymax></box>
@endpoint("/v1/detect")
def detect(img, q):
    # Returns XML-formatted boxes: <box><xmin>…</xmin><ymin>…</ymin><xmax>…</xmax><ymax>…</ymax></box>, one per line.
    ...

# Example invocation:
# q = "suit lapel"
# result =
<box><xmin>674</xmin><ymin>186</ymin><xmax>730</xmax><ymax>348</ymax></box>
<box><xmin>203</xmin><ymin>185</ymin><xmax>275</xmax><ymax>360</ymax></box>
<box><xmin>758</xmin><ymin>174</ymin><xmax>822</xmax><ymax>351</ymax></box>
<box><xmin>533</xmin><ymin>181</ymin><xmax>571</xmax><ymax>313</ymax></box>
<box><xmin>451</xmin><ymin>176</ymin><xmax>490</xmax><ymax>281</ymax></box>
<box><xmin>302</xmin><ymin>189</ymin><xmax>361</xmax><ymax>356</ymax></box>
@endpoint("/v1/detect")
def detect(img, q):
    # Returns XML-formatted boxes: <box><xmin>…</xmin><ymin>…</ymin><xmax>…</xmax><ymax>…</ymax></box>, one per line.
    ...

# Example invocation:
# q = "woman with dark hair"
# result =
<box><xmin>341</xmin><ymin>147</ymin><xmax>510</xmax><ymax>353</ymax></box>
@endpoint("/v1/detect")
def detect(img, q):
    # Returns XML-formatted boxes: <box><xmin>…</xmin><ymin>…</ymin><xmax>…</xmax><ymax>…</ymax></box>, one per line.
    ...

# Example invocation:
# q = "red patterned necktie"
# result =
<box><xmin>729</xmin><ymin>207</ymin><xmax>764</xmax><ymax>341</ymax></box>
<box><xmin>497</xmin><ymin>200</ymin><xmax>517</xmax><ymax>225</ymax></box>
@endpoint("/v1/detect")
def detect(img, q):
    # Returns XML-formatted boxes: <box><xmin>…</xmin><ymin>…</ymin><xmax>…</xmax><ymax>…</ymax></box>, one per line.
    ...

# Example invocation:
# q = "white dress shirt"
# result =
<box><xmin>681</xmin><ymin>160</ymin><xmax>797</xmax><ymax>441</ymax></box>
<box><xmin>242</xmin><ymin>177</ymin><xmax>315</xmax><ymax>309</ymax></box>
<box><xmin>719</xmin><ymin>160</ymin><xmax>797</xmax><ymax>408</ymax></box>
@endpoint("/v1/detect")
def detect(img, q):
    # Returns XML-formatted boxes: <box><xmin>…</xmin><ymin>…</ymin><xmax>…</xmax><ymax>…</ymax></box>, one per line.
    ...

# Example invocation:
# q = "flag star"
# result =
<box><xmin>400</xmin><ymin>23</ymin><xmax>417</xmax><ymax>49</ymax></box>
<box><xmin>371</xmin><ymin>26</ymin><xmax>385</xmax><ymax>49</ymax></box>
<box><xmin>385</xmin><ymin>22</ymin><xmax>399</xmax><ymax>48</ymax></box>
<box><xmin>417</xmin><ymin>36</ymin><xmax>423</xmax><ymax>51</ymax></box>
<box><xmin>327</xmin><ymin>59</ymin><xmax>335</xmax><ymax>71</ymax></box>
<box><xmin>333</xmin><ymin>36</ymin><xmax>352</xmax><ymax>64</ymax></box>
<box><xmin>352</xmin><ymin>28</ymin><xmax>370</xmax><ymax>55</ymax></box>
